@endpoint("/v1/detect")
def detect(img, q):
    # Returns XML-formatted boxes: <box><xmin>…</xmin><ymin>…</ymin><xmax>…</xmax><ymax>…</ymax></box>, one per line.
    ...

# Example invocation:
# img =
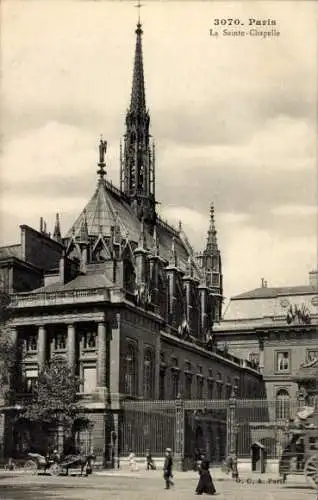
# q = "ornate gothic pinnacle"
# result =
<box><xmin>53</xmin><ymin>213</ymin><xmax>62</xmax><ymax>242</ymax></box>
<box><xmin>185</xmin><ymin>256</ymin><xmax>193</xmax><ymax>277</ymax></box>
<box><xmin>169</xmin><ymin>237</ymin><xmax>178</xmax><ymax>268</ymax></box>
<box><xmin>206</xmin><ymin>202</ymin><xmax>218</xmax><ymax>253</ymax></box>
<box><xmin>138</xmin><ymin>218</ymin><xmax>147</xmax><ymax>250</ymax></box>
<box><xmin>79</xmin><ymin>209</ymin><xmax>89</xmax><ymax>243</ymax></box>
<box><xmin>152</xmin><ymin>225</ymin><xmax>160</xmax><ymax>256</ymax></box>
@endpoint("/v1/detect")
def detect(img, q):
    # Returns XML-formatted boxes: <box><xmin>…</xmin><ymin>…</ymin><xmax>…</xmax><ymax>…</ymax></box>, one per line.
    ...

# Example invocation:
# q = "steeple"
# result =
<box><xmin>195</xmin><ymin>202</ymin><xmax>223</xmax><ymax>294</ymax></box>
<box><xmin>130</xmin><ymin>21</ymin><xmax>146</xmax><ymax>112</ymax></box>
<box><xmin>120</xmin><ymin>16</ymin><xmax>156</xmax><ymax>226</ymax></box>
<box><xmin>206</xmin><ymin>203</ymin><xmax>218</xmax><ymax>253</ymax></box>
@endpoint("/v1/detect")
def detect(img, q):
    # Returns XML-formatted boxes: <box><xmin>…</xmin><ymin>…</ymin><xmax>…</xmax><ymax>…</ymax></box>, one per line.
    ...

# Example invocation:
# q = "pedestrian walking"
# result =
<box><xmin>195</xmin><ymin>457</ymin><xmax>216</xmax><ymax>496</ymax></box>
<box><xmin>128</xmin><ymin>450</ymin><xmax>139</xmax><ymax>471</ymax></box>
<box><xmin>146</xmin><ymin>449</ymin><xmax>156</xmax><ymax>470</ymax></box>
<box><xmin>163</xmin><ymin>448</ymin><xmax>174</xmax><ymax>489</ymax></box>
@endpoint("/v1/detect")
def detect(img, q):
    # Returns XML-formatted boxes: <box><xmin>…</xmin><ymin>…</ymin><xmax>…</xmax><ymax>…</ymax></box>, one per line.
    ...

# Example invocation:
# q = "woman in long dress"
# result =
<box><xmin>195</xmin><ymin>458</ymin><xmax>216</xmax><ymax>495</ymax></box>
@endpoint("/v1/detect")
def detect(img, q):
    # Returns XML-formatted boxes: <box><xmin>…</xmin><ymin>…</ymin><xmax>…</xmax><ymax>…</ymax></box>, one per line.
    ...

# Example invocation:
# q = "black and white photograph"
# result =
<box><xmin>0</xmin><ymin>1</ymin><xmax>317</xmax><ymax>499</ymax></box>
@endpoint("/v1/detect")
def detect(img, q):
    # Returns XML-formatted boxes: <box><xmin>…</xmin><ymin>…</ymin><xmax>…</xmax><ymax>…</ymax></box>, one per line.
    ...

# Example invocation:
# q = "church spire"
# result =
<box><xmin>120</xmin><ymin>15</ymin><xmax>156</xmax><ymax>226</ymax></box>
<box><xmin>206</xmin><ymin>203</ymin><xmax>218</xmax><ymax>253</ymax></box>
<box><xmin>130</xmin><ymin>19</ymin><xmax>146</xmax><ymax>113</ymax></box>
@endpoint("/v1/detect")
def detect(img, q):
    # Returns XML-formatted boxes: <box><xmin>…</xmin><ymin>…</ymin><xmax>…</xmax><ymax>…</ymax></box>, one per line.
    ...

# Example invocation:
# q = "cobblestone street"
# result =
<box><xmin>0</xmin><ymin>470</ymin><xmax>316</xmax><ymax>500</ymax></box>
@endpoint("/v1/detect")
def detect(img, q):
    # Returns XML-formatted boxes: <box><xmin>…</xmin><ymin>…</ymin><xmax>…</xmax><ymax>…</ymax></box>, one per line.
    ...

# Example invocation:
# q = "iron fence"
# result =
<box><xmin>120</xmin><ymin>398</ymin><xmax>301</xmax><ymax>462</ymax></box>
<box><xmin>235</xmin><ymin>399</ymin><xmax>300</xmax><ymax>459</ymax></box>
<box><xmin>121</xmin><ymin>400</ymin><xmax>176</xmax><ymax>456</ymax></box>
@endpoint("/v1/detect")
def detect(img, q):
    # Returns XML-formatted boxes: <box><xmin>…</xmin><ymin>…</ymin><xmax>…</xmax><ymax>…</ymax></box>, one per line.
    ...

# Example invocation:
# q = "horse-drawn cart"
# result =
<box><xmin>279</xmin><ymin>406</ymin><xmax>318</xmax><ymax>489</ymax></box>
<box><xmin>24</xmin><ymin>452</ymin><xmax>94</xmax><ymax>476</ymax></box>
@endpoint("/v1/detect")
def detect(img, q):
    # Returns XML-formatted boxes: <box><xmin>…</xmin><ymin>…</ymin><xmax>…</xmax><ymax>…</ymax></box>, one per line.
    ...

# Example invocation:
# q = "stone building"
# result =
<box><xmin>214</xmin><ymin>271</ymin><xmax>318</xmax><ymax>422</ymax></box>
<box><xmin>0</xmin><ymin>20</ymin><xmax>263</xmax><ymax>465</ymax></box>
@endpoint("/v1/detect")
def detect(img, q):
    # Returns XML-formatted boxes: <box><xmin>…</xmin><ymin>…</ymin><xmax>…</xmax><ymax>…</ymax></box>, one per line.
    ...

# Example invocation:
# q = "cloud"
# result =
<box><xmin>161</xmin><ymin>205</ymin><xmax>316</xmax><ymax>298</ymax></box>
<box><xmin>271</xmin><ymin>204</ymin><xmax>318</xmax><ymax>216</ymax></box>
<box><xmin>0</xmin><ymin>1</ymin><xmax>317</xmax><ymax>298</ymax></box>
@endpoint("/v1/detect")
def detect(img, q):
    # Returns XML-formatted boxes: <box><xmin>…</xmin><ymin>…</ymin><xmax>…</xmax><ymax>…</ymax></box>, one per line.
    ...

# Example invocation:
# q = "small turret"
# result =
<box><xmin>53</xmin><ymin>213</ymin><xmax>62</xmax><ymax>243</ymax></box>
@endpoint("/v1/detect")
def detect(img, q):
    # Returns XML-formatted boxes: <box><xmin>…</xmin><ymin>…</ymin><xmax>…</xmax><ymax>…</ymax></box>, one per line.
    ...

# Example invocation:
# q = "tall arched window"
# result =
<box><xmin>123</xmin><ymin>258</ymin><xmax>136</xmax><ymax>294</ymax></box>
<box><xmin>143</xmin><ymin>348</ymin><xmax>154</xmax><ymax>399</ymax></box>
<box><xmin>276</xmin><ymin>389</ymin><xmax>290</xmax><ymax>421</ymax></box>
<box><xmin>124</xmin><ymin>343</ymin><xmax>137</xmax><ymax>397</ymax></box>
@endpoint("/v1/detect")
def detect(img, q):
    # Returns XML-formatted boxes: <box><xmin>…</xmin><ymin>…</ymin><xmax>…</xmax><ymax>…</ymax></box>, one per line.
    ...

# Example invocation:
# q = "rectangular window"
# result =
<box><xmin>226</xmin><ymin>384</ymin><xmax>232</xmax><ymax>399</ymax></box>
<box><xmin>185</xmin><ymin>376</ymin><xmax>192</xmax><ymax>399</ymax></box>
<box><xmin>83</xmin><ymin>332</ymin><xmax>97</xmax><ymax>350</ymax></box>
<box><xmin>54</xmin><ymin>333</ymin><xmax>67</xmax><ymax>351</ymax></box>
<box><xmin>159</xmin><ymin>370</ymin><xmax>165</xmax><ymax>400</ymax></box>
<box><xmin>212</xmin><ymin>274</ymin><xmax>220</xmax><ymax>287</ymax></box>
<box><xmin>197</xmin><ymin>378</ymin><xmax>204</xmax><ymax>399</ymax></box>
<box><xmin>216</xmin><ymin>382</ymin><xmax>223</xmax><ymax>399</ymax></box>
<box><xmin>25</xmin><ymin>335</ymin><xmax>37</xmax><ymax>352</ymax></box>
<box><xmin>172</xmin><ymin>373</ymin><xmax>179</xmax><ymax>399</ymax></box>
<box><xmin>207</xmin><ymin>380</ymin><xmax>214</xmax><ymax>399</ymax></box>
<box><xmin>25</xmin><ymin>368</ymin><xmax>38</xmax><ymax>393</ymax></box>
<box><xmin>83</xmin><ymin>366</ymin><xmax>97</xmax><ymax>393</ymax></box>
<box><xmin>276</xmin><ymin>351</ymin><xmax>290</xmax><ymax>373</ymax></box>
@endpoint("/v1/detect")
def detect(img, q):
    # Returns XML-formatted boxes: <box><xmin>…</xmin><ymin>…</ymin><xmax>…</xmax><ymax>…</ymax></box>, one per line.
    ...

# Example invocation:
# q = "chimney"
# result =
<box><xmin>40</xmin><ymin>217</ymin><xmax>43</xmax><ymax>233</ymax></box>
<box><xmin>261</xmin><ymin>278</ymin><xmax>268</xmax><ymax>288</ymax></box>
<box><xmin>309</xmin><ymin>270</ymin><xmax>318</xmax><ymax>288</ymax></box>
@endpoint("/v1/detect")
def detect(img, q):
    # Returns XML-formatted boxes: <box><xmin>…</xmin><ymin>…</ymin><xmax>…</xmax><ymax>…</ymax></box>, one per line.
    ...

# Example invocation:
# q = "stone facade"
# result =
<box><xmin>214</xmin><ymin>271</ymin><xmax>318</xmax><ymax>421</ymax></box>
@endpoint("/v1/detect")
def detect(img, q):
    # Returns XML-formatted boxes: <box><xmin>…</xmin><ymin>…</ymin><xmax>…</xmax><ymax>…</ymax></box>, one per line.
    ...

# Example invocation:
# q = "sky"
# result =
<box><xmin>0</xmin><ymin>0</ymin><xmax>317</xmax><ymax>299</ymax></box>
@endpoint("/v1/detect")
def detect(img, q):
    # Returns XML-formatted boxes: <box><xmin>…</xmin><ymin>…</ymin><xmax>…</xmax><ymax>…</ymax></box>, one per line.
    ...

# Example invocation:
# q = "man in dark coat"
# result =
<box><xmin>195</xmin><ymin>458</ymin><xmax>216</xmax><ymax>495</ymax></box>
<box><xmin>163</xmin><ymin>448</ymin><xmax>174</xmax><ymax>489</ymax></box>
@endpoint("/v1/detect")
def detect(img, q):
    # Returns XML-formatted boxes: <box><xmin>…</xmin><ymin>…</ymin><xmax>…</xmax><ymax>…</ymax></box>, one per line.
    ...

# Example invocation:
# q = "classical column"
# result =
<box><xmin>67</xmin><ymin>324</ymin><xmax>76</xmax><ymax>375</ymax></box>
<box><xmin>38</xmin><ymin>325</ymin><xmax>47</xmax><ymax>369</ymax></box>
<box><xmin>97</xmin><ymin>322</ymin><xmax>107</xmax><ymax>387</ymax></box>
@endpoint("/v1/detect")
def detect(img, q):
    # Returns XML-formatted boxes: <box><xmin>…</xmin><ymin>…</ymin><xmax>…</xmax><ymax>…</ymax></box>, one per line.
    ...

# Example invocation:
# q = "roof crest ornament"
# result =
<box><xmin>97</xmin><ymin>136</ymin><xmax>107</xmax><ymax>182</ymax></box>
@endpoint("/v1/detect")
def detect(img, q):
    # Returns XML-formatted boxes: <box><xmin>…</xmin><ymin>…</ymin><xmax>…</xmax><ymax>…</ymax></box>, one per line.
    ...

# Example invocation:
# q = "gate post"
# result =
<box><xmin>174</xmin><ymin>394</ymin><xmax>185</xmax><ymax>471</ymax></box>
<box><xmin>227</xmin><ymin>390</ymin><xmax>237</xmax><ymax>456</ymax></box>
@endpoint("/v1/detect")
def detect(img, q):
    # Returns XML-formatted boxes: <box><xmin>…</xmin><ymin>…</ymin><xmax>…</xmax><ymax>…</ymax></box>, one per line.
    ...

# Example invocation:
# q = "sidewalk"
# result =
<box><xmin>94</xmin><ymin>467</ymin><xmax>307</xmax><ymax>485</ymax></box>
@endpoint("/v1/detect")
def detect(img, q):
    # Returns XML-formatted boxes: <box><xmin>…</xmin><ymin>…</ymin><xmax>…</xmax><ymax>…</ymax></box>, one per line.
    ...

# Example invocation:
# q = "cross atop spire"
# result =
<box><xmin>135</xmin><ymin>0</ymin><xmax>144</xmax><ymax>25</ymax></box>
